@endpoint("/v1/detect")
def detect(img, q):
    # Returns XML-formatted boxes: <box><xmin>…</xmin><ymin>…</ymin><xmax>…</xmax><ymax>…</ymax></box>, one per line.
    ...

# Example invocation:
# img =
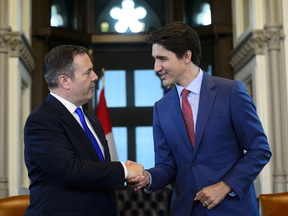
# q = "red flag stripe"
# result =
<box><xmin>96</xmin><ymin>89</ymin><xmax>112</xmax><ymax>134</ymax></box>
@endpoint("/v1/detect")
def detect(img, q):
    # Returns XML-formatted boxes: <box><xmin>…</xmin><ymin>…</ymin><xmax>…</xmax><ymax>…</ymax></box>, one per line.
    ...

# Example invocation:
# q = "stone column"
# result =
<box><xmin>0</xmin><ymin>0</ymin><xmax>11</xmax><ymax>198</ymax></box>
<box><xmin>265</xmin><ymin>0</ymin><xmax>287</xmax><ymax>193</ymax></box>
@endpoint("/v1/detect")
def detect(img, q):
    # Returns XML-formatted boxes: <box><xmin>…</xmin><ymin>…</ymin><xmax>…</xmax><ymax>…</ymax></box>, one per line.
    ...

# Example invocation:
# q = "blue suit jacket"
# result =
<box><xmin>147</xmin><ymin>73</ymin><xmax>271</xmax><ymax>216</ymax></box>
<box><xmin>24</xmin><ymin>94</ymin><xmax>124</xmax><ymax>216</ymax></box>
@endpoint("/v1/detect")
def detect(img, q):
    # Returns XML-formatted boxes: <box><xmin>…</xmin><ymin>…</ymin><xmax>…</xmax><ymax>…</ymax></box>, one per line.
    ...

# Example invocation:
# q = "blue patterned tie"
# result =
<box><xmin>75</xmin><ymin>107</ymin><xmax>105</xmax><ymax>161</ymax></box>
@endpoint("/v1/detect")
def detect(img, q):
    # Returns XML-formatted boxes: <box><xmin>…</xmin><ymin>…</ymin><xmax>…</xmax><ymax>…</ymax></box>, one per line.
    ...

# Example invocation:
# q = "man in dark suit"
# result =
<box><xmin>128</xmin><ymin>22</ymin><xmax>271</xmax><ymax>216</ymax></box>
<box><xmin>24</xmin><ymin>45</ymin><xmax>145</xmax><ymax>216</ymax></box>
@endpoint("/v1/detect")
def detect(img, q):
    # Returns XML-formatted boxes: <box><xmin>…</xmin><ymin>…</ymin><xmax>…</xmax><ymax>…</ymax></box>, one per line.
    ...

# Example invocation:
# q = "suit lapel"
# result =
<box><xmin>84</xmin><ymin>110</ymin><xmax>111</xmax><ymax>162</ymax></box>
<box><xmin>168</xmin><ymin>88</ymin><xmax>194</xmax><ymax>153</ymax></box>
<box><xmin>45</xmin><ymin>94</ymin><xmax>102</xmax><ymax>161</ymax></box>
<box><xmin>194</xmin><ymin>73</ymin><xmax>216</xmax><ymax>154</ymax></box>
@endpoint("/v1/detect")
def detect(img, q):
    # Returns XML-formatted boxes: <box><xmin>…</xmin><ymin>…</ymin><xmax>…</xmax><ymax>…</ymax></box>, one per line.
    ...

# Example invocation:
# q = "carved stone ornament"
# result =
<box><xmin>9</xmin><ymin>31</ymin><xmax>36</xmax><ymax>72</ymax></box>
<box><xmin>0</xmin><ymin>34</ymin><xmax>10</xmax><ymax>52</ymax></box>
<box><xmin>230</xmin><ymin>30</ymin><xmax>266</xmax><ymax>73</ymax></box>
<box><xmin>264</xmin><ymin>23</ymin><xmax>285</xmax><ymax>50</ymax></box>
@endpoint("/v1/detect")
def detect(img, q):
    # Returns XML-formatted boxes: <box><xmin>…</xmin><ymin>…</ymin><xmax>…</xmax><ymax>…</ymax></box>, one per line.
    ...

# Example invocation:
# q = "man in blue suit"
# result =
<box><xmin>128</xmin><ymin>22</ymin><xmax>271</xmax><ymax>215</ymax></box>
<box><xmin>24</xmin><ymin>45</ymin><xmax>144</xmax><ymax>216</ymax></box>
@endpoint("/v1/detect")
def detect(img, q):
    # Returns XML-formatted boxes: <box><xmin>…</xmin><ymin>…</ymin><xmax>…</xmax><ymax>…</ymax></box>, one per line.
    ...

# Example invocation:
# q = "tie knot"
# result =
<box><xmin>75</xmin><ymin>107</ymin><xmax>83</xmax><ymax>117</ymax></box>
<box><xmin>182</xmin><ymin>89</ymin><xmax>190</xmax><ymax>99</ymax></box>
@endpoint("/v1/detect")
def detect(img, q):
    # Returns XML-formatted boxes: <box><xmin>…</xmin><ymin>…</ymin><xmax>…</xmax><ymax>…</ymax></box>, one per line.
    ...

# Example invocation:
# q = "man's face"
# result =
<box><xmin>69</xmin><ymin>53</ymin><xmax>98</xmax><ymax>106</ymax></box>
<box><xmin>152</xmin><ymin>44</ymin><xmax>186</xmax><ymax>87</ymax></box>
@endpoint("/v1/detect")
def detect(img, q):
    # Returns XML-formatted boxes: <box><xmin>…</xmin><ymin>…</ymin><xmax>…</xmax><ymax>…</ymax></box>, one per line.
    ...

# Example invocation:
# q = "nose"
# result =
<box><xmin>154</xmin><ymin>60</ymin><xmax>162</xmax><ymax>73</ymax></box>
<box><xmin>92</xmin><ymin>70</ymin><xmax>98</xmax><ymax>81</ymax></box>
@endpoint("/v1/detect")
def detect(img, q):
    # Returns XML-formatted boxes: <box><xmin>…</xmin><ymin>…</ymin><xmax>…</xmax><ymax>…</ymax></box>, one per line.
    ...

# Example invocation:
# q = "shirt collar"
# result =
<box><xmin>176</xmin><ymin>68</ymin><xmax>204</xmax><ymax>97</ymax></box>
<box><xmin>50</xmin><ymin>92</ymin><xmax>82</xmax><ymax>114</ymax></box>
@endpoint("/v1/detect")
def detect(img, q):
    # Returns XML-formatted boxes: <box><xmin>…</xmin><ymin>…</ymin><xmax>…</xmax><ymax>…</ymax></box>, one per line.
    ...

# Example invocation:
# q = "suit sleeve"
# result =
<box><xmin>221</xmin><ymin>81</ymin><xmax>271</xmax><ymax>200</ymax></box>
<box><xmin>24</xmin><ymin>111</ymin><xmax>125</xmax><ymax>189</ymax></box>
<box><xmin>145</xmin><ymin>102</ymin><xmax>178</xmax><ymax>192</ymax></box>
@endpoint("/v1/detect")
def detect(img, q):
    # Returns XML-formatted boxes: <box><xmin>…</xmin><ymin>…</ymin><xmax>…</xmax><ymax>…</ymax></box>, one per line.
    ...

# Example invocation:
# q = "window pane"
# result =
<box><xmin>136</xmin><ymin>126</ymin><xmax>154</xmax><ymax>169</ymax></box>
<box><xmin>112</xmin><ymin>127</ymin><xmax>127</xmax><ymax>163</ymax></box>
<box><xmin>199</xmin><ymin>37</ymin><xmax>213</xmax><ymax>76</ymax></box>
<box><xmin>97</xmin><ymin>70</ymin><xmax>126</xmax><ymax>107</ymax></box>
<box><xmin>185</xmin><ymin>0</ymin><xmax>212</xmax><ymax>27</ymax></box>
<box><xmin>134</xmin><ymin>70</ymin><xmax>163</xmax><ymax>107</ymax></box>
<box><xmin>94</xmin><ymin>0</ymin><xmax>165</xmax><ymax>33</ymax></box>
<box><xmin>207</xmin><ymin>65</ymin><xmax>212</xmax><ymax>76</ymax></box>
<box><xmin>51</xmin><ymin>0</ymin><xmax>77</xmax><ymax>30</ymax></box>
<box><xmin>51</xmin><ymin>5</ymin><xmax>65</xmax><ymax>27</ymax></box>
<box><xmin>110</xmin><ymin>1</ymin><xmax>147</xmax><ymax>33</ymax></box>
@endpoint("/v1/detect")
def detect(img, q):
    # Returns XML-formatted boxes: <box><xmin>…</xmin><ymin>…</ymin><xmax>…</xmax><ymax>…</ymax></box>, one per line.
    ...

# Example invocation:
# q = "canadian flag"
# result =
<box><xmin>96</xmin><ymin>89</ymin><xmax>119</xmax><ymax>161</ymax></box>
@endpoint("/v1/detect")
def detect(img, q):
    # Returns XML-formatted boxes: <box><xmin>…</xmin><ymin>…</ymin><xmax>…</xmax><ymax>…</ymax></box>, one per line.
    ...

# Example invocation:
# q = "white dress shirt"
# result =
<box><xmin>175</xmin><ymin>68</ymin><xmax>203</xmax><ymax>133</ymax></box>
<box><xmin>50</xmin><ymin>92</ymin><xmax>129</xmax><ymax>178</ymax></box>
<box><xmin>50</xmin><ymin>92</ymin><xmax>105</xmax><ymax>157</ymax></box>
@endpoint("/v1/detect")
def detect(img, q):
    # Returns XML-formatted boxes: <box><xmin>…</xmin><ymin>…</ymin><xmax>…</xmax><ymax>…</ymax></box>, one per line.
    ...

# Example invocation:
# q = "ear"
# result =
<box><xmin>58</xmin><ymin>75</ymin><xmax>70</xmax><ymax>90</ymax></box>
<box><xmin>183</xmin><ymin>50</ymin><xmax>192</xmax><ymax>64</ymax></box>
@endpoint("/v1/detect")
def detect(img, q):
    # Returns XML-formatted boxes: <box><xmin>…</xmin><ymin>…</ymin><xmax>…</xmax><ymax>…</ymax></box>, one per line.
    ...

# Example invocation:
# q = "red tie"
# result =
<box><xmin>182</xmin><ymin>89</ymin><xmax>195</xmax><ymax>148</ymax></box>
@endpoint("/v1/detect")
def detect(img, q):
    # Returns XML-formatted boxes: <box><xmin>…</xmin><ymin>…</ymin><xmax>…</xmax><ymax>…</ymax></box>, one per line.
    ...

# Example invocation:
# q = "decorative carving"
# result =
<box><xmin>230</xmin><ymin>30</ymin><xmax>266</xmax><ymax>73</ymax></box>
<box><xmin>230</xmin><ymin>24</ymin><xmax>285</xmax><ymax>73</ymax></box>
<box><xmin>264</xmin><ymin>24</ymin><xmax>285</xmax><ymax>50</ymax></box>
<box><xmin>10</xmin><ymin>36</ymin><xmax>24</xmax><ymax>53</ymax></box>
<box><xmin>9</xmin><ymin>31</ymin><xmax>36</xmax><ymax>73</ymax></box>
<box><xmin>0</xmin><ymin>34</ymin><xmax>10</xmax><ymax>51</ymax></box>
<box><xmin>249</xmin><ymin>36</ymin><xmax>266</xmax><ymax>54</ymax></box>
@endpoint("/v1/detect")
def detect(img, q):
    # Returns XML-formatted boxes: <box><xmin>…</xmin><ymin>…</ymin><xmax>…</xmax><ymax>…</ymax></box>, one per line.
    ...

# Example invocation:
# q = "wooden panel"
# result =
<box><xmin>31</xmin><ymin>37</ymin><xmax>50</xmax><ymax>110</ymax></box>
<box><xmin>37</xmin><ymin>27</ymin><xmax>91</xmax><ymax>43</ymax></box>
<box><xmin>109</xmin><ymin>107</ymin><xmax>153</xmax><ymax>127</ymax></box>
<box><xmin>91</xmin><ymin>33</ymin><xmax>147</xmax><ymax>44</ymax></box>
<box><xmin>32</xmin><ymin>0</ymin><xmax>50</xmax><ymax>35</ymax></box>
<box><xmin>213</xmin><ymin>34</ymin><xmax>233</xmax><ymax>79</ymax></box>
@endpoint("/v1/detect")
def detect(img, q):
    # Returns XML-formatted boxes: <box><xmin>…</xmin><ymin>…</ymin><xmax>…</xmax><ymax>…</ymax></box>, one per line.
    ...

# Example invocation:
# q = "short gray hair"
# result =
<box><xmin>44</xmin><ymin>45</ymin><xmax>89</xmax><ymax>90</ymax></box>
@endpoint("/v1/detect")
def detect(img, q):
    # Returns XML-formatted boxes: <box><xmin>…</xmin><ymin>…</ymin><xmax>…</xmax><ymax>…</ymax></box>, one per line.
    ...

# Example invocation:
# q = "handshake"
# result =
<box><xmin>125</xmin><ymin>160</ymin><xmax>150</xmax><ymax>191</ymax></box>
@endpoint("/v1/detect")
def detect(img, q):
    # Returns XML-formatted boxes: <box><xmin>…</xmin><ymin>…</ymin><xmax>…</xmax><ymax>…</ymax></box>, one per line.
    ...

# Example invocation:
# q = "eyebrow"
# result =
<box><xmin>153</xmin><ymin>55</ymin><xmax>168</xmax><ymax>59</ymax></box>
<box><xmin>83</xmin><ymin>68</ymin><xmax>93</xmax><ymax>73</ymax></box>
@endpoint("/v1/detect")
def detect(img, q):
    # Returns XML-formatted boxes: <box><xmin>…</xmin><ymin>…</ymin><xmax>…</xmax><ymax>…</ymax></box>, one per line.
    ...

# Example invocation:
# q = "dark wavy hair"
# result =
<box><xmin>44</xmin><ymin>45</ymin><xmax>89</xmax><ymax>90</ymax></box>
<box><xmin>145</xmin><ymin>21</ymin><xmax>201</xmax><ymax>66</ymax></box>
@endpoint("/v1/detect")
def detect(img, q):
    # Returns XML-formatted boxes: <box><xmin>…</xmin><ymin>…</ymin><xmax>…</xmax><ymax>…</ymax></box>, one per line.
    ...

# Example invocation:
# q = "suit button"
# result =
<box><xmin>191</xmin><ymin>189</ymin><xmax>195</xmax><ymax>194</ymax></box>
<box><xmin>192</xmin><ymin>163</ymin><xmax>197</xmax><ymax>167</ymax></box>
<box><xmin>109</xmin><ymin>208</ymin><xmax>114</xmax><ymax>212</ymax></box>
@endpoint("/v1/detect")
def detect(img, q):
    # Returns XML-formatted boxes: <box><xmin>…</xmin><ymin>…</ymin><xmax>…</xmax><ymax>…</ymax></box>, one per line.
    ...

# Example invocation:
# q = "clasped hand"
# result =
<box><xmin>125</xmin><ymin>160</ymin><xmax>150</xmax><ymax>191</ymax></box>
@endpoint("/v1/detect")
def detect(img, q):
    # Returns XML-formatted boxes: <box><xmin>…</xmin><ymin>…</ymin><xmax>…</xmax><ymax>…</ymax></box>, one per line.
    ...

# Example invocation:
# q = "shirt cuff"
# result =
<box><xmin>145</xmin><ymin>171</ymin><xmax>152</xmax><ymax>187</ymax></box>
<box><xmin>228</xmin><ymin>190</ymin><xmax>236</xmax><ymax>197</ymax></box>
<box><xmin>120</xmin><ymin>162</ymin><xmax>128</xmax><ymax>179</ymax></box>
<box><xmin>142</xmin><ymin>171</ymin><xmax>152</xmax><ymax>193</ymax></box>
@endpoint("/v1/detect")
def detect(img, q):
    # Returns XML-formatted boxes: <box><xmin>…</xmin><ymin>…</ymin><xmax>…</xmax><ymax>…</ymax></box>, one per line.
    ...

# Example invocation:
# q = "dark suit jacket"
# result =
<box><xmin>24</xmin><ymin>94</ymin><xmax>125</xmax><ymax>216</ymax></box>
<box><xmin>146</xmin><ymin>72</ymin><xmax>271</xmax><ymax>216</ymax></box>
